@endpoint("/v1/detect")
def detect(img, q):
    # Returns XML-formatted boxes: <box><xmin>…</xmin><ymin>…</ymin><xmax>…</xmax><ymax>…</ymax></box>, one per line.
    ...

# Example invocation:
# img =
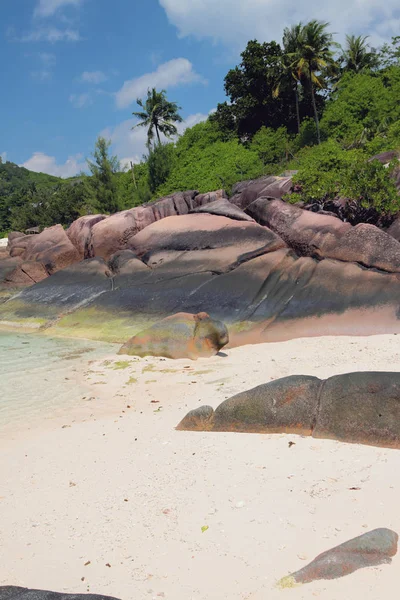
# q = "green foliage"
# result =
<box><xmin>292</xmin><ymin>118</ymin><xmax>318</xmax><ymax>151</ymax></box>
<box><xmin>155</xmin><ymin>120</ymin><xmax>264</xmax><ymax>196</ymax></box>
<box><xmin>342</xmin><ymin>157</ymin><xmax>400</xmax><ymax>213</ymax></box>
<box><xmin>378</xmin><ymin>36</ymin><xmax>400</xmax><ymax>69</ymax></box>
<box><xmin>87</xmin><ymin>136</ymin><xmax>120</xmax><ymax>214</ymax></box>
<box><xmin>289</xmin><ymin>139</ymin><xmax>399</xmax><ymax>214</ymax></box>
<box><xmin>320</xmin><ymin>67</ymin><xmax>400</xmax><ymax>146</ymax></box>
<box><xmin>213</xmin><ymin>39</ymin><xmax>303</xmax><ymax>140</ymax></box>
<box><xmin>288</xmin><ymin>140</ymin><xmax>359</xmax><ymax>202</ymax></box>
<box><xmin>250</xmin><ymin>126</ymin><xmax>290</xmax><ymax>164</ymax></box>
<box><xmin>0</xmin><ymin>160</ymin><xmax>62</xmax><ymax>232</ymax></box>
<box><xmin>339</xmin><ymin>35</ymin><xmax>379</xmax><ymax>74</ymax></box>
<box><xmin>147</xmin><ymin>143</ymin><xmax>176</xmax><ymax>193</ymax></box>
<box><xmin>9</xmin><ymin>178</ymin><xmax>97</xmax><ymax>232</ymax></box>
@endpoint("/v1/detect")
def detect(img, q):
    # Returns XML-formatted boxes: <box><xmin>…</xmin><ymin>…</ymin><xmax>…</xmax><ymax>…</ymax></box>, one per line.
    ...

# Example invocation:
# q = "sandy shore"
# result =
<box><xmin>1</xmin><ymin>334</ymin><xmax>400</xmax><ymax>599</ymax></box>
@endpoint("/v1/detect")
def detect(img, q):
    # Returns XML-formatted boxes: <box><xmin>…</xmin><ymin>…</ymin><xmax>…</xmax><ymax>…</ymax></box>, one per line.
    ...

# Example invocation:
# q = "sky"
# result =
<box><xmin>1</xmin><ymin>0</ymin><xmax>399</xmax><ymax>177</ymax></box>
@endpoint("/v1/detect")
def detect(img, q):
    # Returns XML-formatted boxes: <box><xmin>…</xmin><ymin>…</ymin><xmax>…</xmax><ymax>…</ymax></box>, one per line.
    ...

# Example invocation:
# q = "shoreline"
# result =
<box><xmin>1</xmin><ymin>334</ymin><xmax>400</xmax><ymax>599</ymax></box>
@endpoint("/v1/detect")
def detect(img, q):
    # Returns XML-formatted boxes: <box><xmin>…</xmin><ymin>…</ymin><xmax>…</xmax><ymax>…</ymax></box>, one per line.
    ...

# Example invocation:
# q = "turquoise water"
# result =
<box><xmin>0</xmin><ymin>332</ymin><xmax>115</xmax><ymax>431</ymax></box>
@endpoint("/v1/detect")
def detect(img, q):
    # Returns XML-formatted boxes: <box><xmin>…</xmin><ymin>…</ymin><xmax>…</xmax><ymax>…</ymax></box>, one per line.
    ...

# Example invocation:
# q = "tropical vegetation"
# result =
<box><xmin>1</xmin><ymin>24</ymin><xmax>400</xmax><ymax>235</ymax></box>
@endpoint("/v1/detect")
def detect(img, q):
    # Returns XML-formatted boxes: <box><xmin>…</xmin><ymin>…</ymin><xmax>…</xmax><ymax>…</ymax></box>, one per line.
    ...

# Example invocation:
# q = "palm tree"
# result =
<box><xmin>132</xmin><ymin>88</ymin><xmax>183</xmax><ymax>150</ymax></box>
<box><xmin>273</xmin><ymin>24</ymin><xmax>303</xmax><ymax>133</ymax></box>
<box><xmin>340</xmin><ymin>34</ymin><xmax>379</xmax><ymax>73</ymax></box>
<box><xmin>290</xmin><ymin>20</ymin><xmax>338</xmax><ymax>144</ymax></box>
<box><xmin>282</xmin><ymin>23</ymin><xmax>303</xmax><ymax>134</ymax></box>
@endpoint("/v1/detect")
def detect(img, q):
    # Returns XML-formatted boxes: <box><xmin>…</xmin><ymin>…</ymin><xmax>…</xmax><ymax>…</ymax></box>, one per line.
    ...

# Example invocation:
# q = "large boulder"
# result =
<box><xmin>190</xmin><ymin>198</ymin><xmax>255</xmax><ymax>222</ymax></box>
<box><xmin>7</xmin><ymin>231</ymin><xmax>26</xmax><ymax>243</ymax></box>
<box><xmin>87</xmin><ymin>190</ymin><xmax>223</xmax><ymax>260</ymax></box>
<box><xmin>387</xmin><ymin>217</ymin><xmax>400</xmax><ymax>242</ymax></box>
<box><xmin>177</xmin><ymin>371</ymin><xmax>400</xmax><ymax>449</ymax></box>
<box><xmin>247</xmin><ymin>198</ymin><xmax>351</xmax><ymax>256</ymax></box>
<box><xmin>177</xmin><ymin>375</ymin><xmax>321</xmax><ymax>432</ymax></box>
<box><xmin>0</xmin><ymin>587</ymin><xmax>120</xmax><ymax>600</ymax></box>
<box><xmin>127</xmin><ymin>213</ymin><xmax>286</xmax><ymax>269</ymax></box>
<box><xmin>7</xmin><ymin>225</ymin><xmax>80</xmax><ymax>274</ymax></box>
<box><xmin>279</xmin><ymin>529</ymin><xmax>398</xmax><ymax>587</ymax></box>
<box><xmin>247</xmin><ymin>198</ymin><xmax>400</xmax><ymax>272</ymax></box>
<box><xmin>3</xmin><ymin>261</ymin><xmax>48</xmax><ymax>285</ymax></box>
<box><xmin>230</xmin><ymin>176</ymin><xmax>293</xmax><ymax>209</ymax></box>
<box><xmin>314</xmin><ymin>371</ymin><xmax>400</xmax><ymax>448</ymax></box>
<box><xmin>118</xmin><ymin>311</ymin><xmax>229</xmax><ymax>359</ymax></box>
<box><xmin>66</xmin><ymin>214</ymin><xmax>107</xmax><ymax>259</ymax></box>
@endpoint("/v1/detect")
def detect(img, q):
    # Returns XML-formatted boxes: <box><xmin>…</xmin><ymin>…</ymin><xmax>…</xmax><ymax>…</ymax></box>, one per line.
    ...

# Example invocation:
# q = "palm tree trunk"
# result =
<box><xmin>294</xmin><ymin>83</ymin><xmax>300</xmax><ymax>134</ymax></box>
<box><xmin>309</xmin><ymin>72</ymin><xmax>321</xmax><ymax>144</ymax></box>
<box><xmin>155</xmin><ymin>124</ymin><xmax>161</xmax><ymax>145</ymax></box>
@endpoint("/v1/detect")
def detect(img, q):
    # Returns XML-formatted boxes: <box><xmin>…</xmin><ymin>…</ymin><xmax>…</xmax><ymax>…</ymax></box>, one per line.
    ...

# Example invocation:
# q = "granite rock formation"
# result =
<box><xmin>1</xmin><ymin>175</ymin><xmax>400</xmax><ymax>343</ymax></box>
<box><xmin>177</xmin><ymin>371</ymin><xmax>400</xmax><ymax>449</ymax></box>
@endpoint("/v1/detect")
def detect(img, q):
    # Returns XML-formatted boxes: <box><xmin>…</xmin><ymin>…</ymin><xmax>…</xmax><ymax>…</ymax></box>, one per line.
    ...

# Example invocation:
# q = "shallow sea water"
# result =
<box><xmin>0</xmin><ymin>332</ymin><xmax>114</xmax><ymax>432</ymax></box>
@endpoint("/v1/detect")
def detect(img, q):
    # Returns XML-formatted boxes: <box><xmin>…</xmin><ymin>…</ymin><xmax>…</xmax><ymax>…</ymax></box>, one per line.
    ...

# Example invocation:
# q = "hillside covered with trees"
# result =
<box><xmin>1</xmin><ymin>23</ymin><xmax>400</xmax><ymax>235</ymax></box>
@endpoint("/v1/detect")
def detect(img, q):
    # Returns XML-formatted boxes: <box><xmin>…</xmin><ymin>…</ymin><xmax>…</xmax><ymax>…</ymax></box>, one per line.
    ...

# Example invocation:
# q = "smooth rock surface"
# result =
<box><xmin>87</xmin><ymin>190</ymin><xmax>218</xmax><ymax>260</ymax></box>
<box><xmin>178</xmin><ymin>371</ymin><xmax>400</xmax><ymax>448</ymax></box>
<box><xmin>177</xmin><ymin>375</ymin><xmax>321</xmax><ymax>433</ymax></box>
<box><xmin>279</xmin><ymin>528</ymin><xmax>398</xmax><ymax>586</ymax></box>
<box><xmin>66</xmin><ymin>214</ymin><xmax>107</xmax><ymax>259</ymax></box>
<box><xmin>190</xmin><ymin>198</ymin><xmax>255</xmax><ymax>221</ymax></box>
<box><xmin>119</xmin><ymin>311</ymin><xmax>229</xmax><ymax>359</ymax></box>
<box><xmin>0</xmin><ymin>587</ymin><xmax>120</xmax><ymax>600</ymax></box>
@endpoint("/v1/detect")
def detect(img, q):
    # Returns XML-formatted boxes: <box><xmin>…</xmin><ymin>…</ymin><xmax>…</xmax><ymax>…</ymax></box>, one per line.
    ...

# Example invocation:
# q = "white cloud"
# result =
<box><xmin>80</xmin><ymin>70</ymin><xmax>108</xmax><ymax>84</ymax></box>
<box><xmin>34</xmin><ymin>0</ymin><xmax>83</xmax><ymax>18</ymax></box>
<box><xmin>22</xmin><ymin>152</ymin><xmax>86</xmax><ymax>178</ymax></box>
<box><xmin>159</xmin><ymin>0</ymin><xmax>400</xmax><ymax>48</ymax></box>
<box><xmin>69</xmin><ymin>92</ymin><xmax>92</xmax><ymax>108</ymax></box>
<box><xmin>115</xmin><ymin>58</ymin><xmax>206</xmax><ymax>109</ymax></box>
<box><xmin>0</xmin><ymin>152</ymin><xmax>7</xmax><ymax>163</ymax></box>
<box><xmin>102</xmin><ymin>111</ymin><xmax>211</xmax><ymax>167</ymax></box>
<box><xmin>31</xmin><ymin>69</ymin><xmax>52</xmax><ymax>80</ymax></box>
<box><xmin>39</xmin><ymin>52</ymin><xmax>57</xmax><ymax>66</ymax></box>
<box><xmin>19</xmin><ymin>27</ymin><xmax>81</xmax><ymax>42</ymax></box>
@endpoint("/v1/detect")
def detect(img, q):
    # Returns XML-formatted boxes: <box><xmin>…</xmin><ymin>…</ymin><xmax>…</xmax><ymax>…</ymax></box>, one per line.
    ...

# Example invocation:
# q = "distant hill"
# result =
<box><xmin>0</xmin><ymin>160</ymin><xmax>93</xmax><ymax>234</ymax></box>
<box><xmin>0</xmin><ymin>160</ymin><xmax>62</xmax><ymax>194</ymax></box>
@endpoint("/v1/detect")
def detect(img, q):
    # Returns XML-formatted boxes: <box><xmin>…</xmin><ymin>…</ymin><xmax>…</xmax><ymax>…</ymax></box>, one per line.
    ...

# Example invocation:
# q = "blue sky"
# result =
<box><xmin>1</xmin><ymin>0</ymin><xmax>399</xmax><ymax>177</ymax></box>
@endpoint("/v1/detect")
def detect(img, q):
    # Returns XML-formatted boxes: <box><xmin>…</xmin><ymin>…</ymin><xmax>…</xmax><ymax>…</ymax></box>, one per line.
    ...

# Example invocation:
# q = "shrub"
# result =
<box><xmin>289</xmin><ymin>139</ymin><xmax>400</xmax><ymax>216</ymax></box>
<box><xmin>250</xmin><ymin>126</ymin><xmax>290</xmax><ymax>165</ymax></box>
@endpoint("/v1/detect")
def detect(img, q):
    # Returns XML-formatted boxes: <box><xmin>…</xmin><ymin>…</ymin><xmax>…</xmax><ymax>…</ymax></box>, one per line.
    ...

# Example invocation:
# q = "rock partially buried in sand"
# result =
<box><xmin>0</xmin><ymin>587</ymin><xmax>120</xmax><ymax>599</ymax></box>
<box><xmin>177</xmin><ymin>371</ymin><xmax>400</xmax><ymax>448</ymax></box>
<box><xmin>278</xmin><ymin>528</ymin><xmax>398</xmax><ymax>587</ymax></box>
<box><xmin>118</xmin><ymin>312</ymin><xmax>229</xmax><ymax>360</ymax></box>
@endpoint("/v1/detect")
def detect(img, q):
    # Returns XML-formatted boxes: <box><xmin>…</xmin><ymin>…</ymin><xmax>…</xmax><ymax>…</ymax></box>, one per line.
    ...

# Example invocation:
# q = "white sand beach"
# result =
<box><xmin>1</xmin><ymin>334</ymin><xmax>400</xmax><ymax>599</ymax></box>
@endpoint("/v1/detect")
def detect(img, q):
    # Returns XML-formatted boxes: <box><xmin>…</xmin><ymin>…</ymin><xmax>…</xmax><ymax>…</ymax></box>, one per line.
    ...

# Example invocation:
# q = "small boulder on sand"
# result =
<box><xmin>0</xmin><ymin>587</ymin><xmax>120</xmax><ymax>600</ymax></box>
<box><xmin>278</xmin><ymin>528</ymin><xmax>398</xmax><ymax>587</ymax></box>
<box><xmin>118</xmin><ymin>312</ymin><xmax>229</xmax><ymax>360</ymax></box>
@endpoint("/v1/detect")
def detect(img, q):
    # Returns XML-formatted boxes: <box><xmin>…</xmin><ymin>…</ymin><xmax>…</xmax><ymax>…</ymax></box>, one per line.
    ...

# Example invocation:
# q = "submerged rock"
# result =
<box><xmin>119</xmin><ymin>312</ymin><xmax>229</xmax><ymax>359</ymax></box>
<box><xmin>278</xmin><ymin>528</ymin><xmax>398</xmax><ymax>587</ymax></box>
